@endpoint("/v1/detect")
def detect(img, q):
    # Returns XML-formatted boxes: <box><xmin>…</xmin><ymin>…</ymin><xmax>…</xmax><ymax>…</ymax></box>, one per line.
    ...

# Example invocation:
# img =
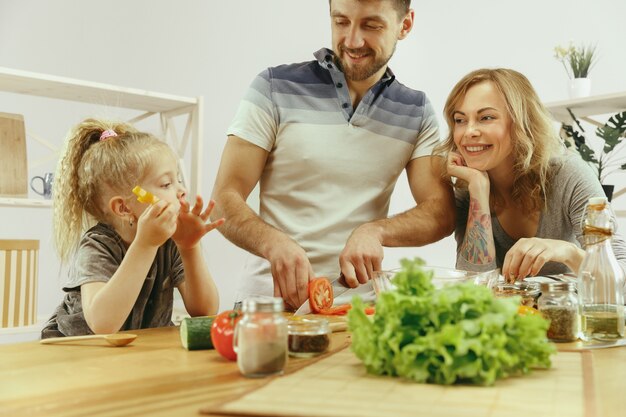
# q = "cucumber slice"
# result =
<box><xmin>180</xmin><ymin>316</ymin><xmax>215</xmax><ymax>350</ymax></box>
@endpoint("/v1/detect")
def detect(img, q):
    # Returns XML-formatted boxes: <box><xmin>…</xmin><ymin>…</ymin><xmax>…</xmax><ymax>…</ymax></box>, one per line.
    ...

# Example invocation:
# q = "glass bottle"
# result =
<box><xmin>578</xmin><ymin>196</ymin><xmax>625</xmax><ymax>341</ymax></box>
<box><xmin>234</xmin><ymin>296</ymin><xmax>288</xmax><ymax>377</ymax></box>
<box><xmin>538</xmin><ymin>282</ymin><xmax>579</xmax><ymax>342</ymax></box>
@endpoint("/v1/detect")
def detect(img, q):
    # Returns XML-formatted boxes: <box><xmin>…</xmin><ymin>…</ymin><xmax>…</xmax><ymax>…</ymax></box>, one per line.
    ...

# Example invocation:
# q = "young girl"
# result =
<box><xmin>42</xmin><ymin>119</ymin><xmax>224</xmax><ymax>338</ymax></box>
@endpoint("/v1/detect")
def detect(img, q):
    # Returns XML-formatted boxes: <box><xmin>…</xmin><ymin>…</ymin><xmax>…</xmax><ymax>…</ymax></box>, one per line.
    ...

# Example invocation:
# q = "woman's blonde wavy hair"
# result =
<box><xmin>53</xmin><ymin>118</ymin><xmax>172</xmax><ymax>262</ymax></box>
<box><xmin>435</xmin><ymin>68</ymin><xmax>564</xmax><ymax>213</ymax></box>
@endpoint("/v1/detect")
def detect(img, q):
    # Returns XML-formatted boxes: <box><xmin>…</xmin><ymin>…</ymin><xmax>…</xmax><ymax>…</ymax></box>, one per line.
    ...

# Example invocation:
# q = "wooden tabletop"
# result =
<box><xmin>1</xmin><ymin>326</ymin><xmax>625</xmax><ymax>417</ymax></box>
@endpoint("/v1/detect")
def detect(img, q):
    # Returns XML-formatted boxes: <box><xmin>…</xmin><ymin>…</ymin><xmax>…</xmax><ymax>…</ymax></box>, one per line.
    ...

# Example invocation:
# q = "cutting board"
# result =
<box><xmin>0</xmin><ymin>112</ymin><xmax>27</xmax><ymax>197</ymax></box>
<box><xmin>207</xmin><ymin>348</ymin><xmax>598</xmax><ymax>417</ymax></box>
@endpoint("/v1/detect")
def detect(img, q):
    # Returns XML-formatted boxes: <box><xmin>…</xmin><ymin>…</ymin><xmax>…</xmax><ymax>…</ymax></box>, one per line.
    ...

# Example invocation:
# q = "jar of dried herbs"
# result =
<box><xmin>538</xmin><ymin>282</ymin><xmax>579</xmax><ymax>342</ymax></box>
<box><xmin>235</xmin><ymin>297</ymin><xmax>288</xmax><ymax>378</ymax></box>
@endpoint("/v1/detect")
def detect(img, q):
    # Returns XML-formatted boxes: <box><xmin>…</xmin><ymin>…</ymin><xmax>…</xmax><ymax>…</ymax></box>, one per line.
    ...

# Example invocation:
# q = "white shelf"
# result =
<box><xmin>545</xmin><ymin>91</ymin><xmax>626</xmax><ymax>202</ymax></box>
<box><xmin>0</xmin><ymin>198</ymin><xmax>52</xmax><ymax>208</ymax></box>
<box><xmin>0</xmin><ymin>66</ymin><xmax>196</xmax><ymax>112</ymax></box>
<box><xmin>545</xmin><ymin>91</ymin><xmax>626</xmax><ymax>123</ymax></box>
<box><xmin>0</xmin><ymin>67</ymin><xmax>203</xmax><ymax>204</ymax></box>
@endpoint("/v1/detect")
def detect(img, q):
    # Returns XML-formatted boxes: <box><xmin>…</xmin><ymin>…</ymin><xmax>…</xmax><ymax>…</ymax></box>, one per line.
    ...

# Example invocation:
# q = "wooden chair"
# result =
<box><xmin>0</xmin><ymin>240</ymin><xmax>38</xmax><ymax>328</ymax></box>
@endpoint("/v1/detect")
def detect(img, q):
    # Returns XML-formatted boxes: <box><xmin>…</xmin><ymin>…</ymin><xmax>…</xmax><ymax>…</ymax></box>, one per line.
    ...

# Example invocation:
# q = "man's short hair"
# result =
<box><xmin>330</xmin><ymin>1</ymin><xmax>411</xmax><ymax>18</ymax></box>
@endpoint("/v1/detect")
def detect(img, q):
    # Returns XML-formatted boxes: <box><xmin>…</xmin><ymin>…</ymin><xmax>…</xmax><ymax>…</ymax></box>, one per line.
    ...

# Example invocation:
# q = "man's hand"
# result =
<box><xmin>266</xmin><ymin>236</ymin><xmax>315</xmax><ymax>311</ymax></box>
<box><xmin>339</xmin><ymin>224</ymin><xmax>384</xmax><ymax>288</ymax></box>
<box><xmin>503</xmin><ymin>238</ymin><xmax>585</xmax><ymax>281</ymax></box>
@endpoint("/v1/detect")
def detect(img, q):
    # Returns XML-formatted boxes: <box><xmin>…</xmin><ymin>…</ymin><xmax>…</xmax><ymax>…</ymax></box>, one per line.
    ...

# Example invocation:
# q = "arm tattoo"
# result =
<box><xmin>460</xmin><ymin>197</ymin><xmax>495</xmax><ymax>264</ymax></box>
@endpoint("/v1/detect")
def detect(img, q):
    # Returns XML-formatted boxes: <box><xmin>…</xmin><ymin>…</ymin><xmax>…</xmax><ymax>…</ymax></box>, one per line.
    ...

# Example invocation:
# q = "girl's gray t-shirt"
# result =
<box><xmin>41</xmin><ymin>223</ymin><xmax>185</xmax><ymax>338</ymax></box>
<box><xmin>455</xmin><ymin>153</ymin><xmax>626</xmax><ymax>275</ymax></box>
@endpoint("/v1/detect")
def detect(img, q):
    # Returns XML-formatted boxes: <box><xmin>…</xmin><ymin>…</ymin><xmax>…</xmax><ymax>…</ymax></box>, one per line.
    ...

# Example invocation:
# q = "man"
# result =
<box><xmin>212</xmin><ymin>0</ymin><xmax>455</xmax><ymax>310</ymax></box>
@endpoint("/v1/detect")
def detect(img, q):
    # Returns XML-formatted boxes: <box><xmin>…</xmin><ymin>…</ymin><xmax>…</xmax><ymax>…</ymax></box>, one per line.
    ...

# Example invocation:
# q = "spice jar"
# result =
<box><xmin>288</xmin><ymin>318</ymin><xmax>331</xmax><ymax>358</ymax></box>
<box><xmin>234</xmin><ymin>297</ymin><xmax>288</xmax><ymax>378</ymax></box>
<box><xmin>493</xmin><ymin>281</ymin><xmax>541</xmax><ymax>308</ymax></box>
<box><xmin>538</xmin><ymin>282</ymin><xmax>579</xmax><ymax>342</ymax></box>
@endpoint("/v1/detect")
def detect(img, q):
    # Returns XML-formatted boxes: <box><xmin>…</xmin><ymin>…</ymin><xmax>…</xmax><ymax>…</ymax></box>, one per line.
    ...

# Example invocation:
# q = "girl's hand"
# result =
<box><xmin>173</xmin><ymin>196</ymin><xmax>225</xmax><ymax>250</ymax></box>
<box><xmin>503</xmin><ymin>238</ymin><xmax>584</xmax><ymax>282</ymax></box>
<box><xmin>447</xmin><ymin>151</ymin><xmax>489</xmax><ymax>190</ymax></box>
<box><xmin>134</xmin><ymin>200</ymin><xmax>178</xmax><ymax>248</ymax></box>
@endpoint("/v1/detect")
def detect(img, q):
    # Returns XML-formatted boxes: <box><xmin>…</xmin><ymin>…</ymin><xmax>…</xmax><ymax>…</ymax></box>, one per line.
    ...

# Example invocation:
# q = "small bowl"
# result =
<box><xmin>493</xmin><ymin>281</ymin><xmax>541</xmax><ymax>308</ymax></box>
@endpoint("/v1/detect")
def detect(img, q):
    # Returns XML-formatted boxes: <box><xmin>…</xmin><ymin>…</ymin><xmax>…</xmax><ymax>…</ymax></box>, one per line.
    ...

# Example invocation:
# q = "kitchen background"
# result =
<box><xmin>1</xmin><ymin>0</ymin><xmax>625</xmax><ymax>341</ymax></box>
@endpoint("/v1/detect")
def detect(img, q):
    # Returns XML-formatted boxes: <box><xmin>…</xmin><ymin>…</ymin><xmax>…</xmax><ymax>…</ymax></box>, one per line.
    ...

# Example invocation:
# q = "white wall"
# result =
<box><xmin>1</xmin><ymin>0</ymin><xmax>625</xmax><ymax>323</ymax></box>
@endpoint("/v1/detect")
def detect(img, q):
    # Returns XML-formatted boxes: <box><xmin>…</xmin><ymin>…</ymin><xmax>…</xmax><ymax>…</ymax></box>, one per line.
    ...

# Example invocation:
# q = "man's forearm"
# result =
<box><xmin>367</xmin><ymin>197</ymin><xmax>455</xmax><ymax>247</ymax></box>
<box><xmin>212</xmin><ymin>190</ymin><xmax>288</xmax><ymax>259</ymax></box>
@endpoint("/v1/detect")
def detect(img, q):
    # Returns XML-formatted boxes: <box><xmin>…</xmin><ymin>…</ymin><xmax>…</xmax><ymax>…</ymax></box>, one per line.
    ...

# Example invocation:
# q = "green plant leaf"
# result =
<box><xmin>597</xmin><ymin>111</ymin><xmax>626</xmax><ymax>154</ymax></box>
<box><xmin>577</xmin><ymin>142</ymin><xmax>599</xmax><ymax>164</ymax></box>
<box><xmin>561</xmin><ymin>123</ymin><xmax>598</xmax><ymax>164</ymax></box>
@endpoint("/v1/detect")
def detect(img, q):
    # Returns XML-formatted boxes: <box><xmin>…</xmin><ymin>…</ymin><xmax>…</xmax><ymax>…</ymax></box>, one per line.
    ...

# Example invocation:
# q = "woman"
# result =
<box><xmin>437</xmin><ymin>68</ymin><xmax>626</xmax><ymax>281</ymax></box>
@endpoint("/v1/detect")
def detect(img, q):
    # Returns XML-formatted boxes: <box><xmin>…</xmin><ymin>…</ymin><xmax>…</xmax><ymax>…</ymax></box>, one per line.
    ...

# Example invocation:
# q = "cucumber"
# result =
<box><xmin>180</xmin><ymin>316</ymin><xmax>215</xmax><ymax>350</ymax></box>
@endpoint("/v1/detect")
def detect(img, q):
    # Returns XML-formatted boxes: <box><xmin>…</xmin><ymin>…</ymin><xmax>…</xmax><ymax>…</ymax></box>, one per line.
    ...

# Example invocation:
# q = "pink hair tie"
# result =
<box><xmin>99</xmin><ymin>129</ymin><xmax>118</xmax><ymax>141</ymax></box>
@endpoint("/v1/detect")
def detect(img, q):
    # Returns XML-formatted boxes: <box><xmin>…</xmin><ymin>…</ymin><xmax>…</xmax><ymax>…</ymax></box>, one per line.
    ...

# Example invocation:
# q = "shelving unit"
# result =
<box><xmin>545</xmin><ymin>91</ymin><xmax>626</xmax><ymax>204</ymax></box>
<box><xmin>0</xmin><ymin>66</ymin><xmax>203</xmax><ymax>207</ymax></box>
<box><xmin>545</xmin><ymin>90</ymin><xmax>626</xmax><ymax>126</ymax></box>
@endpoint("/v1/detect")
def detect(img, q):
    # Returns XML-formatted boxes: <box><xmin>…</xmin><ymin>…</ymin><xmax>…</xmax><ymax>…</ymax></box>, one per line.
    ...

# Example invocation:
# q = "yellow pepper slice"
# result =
<box><xmin>132</xmin><ymin>186</ymin><xmax>159</xmax><ymax>205</ymax></box>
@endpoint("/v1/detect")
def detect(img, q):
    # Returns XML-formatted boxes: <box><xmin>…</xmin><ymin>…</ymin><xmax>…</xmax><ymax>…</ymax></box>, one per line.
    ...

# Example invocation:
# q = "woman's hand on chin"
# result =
<box><xmin>447</xmin><ymin>151</ymin><xmax>489</xmax><ymax>190</ymax></box>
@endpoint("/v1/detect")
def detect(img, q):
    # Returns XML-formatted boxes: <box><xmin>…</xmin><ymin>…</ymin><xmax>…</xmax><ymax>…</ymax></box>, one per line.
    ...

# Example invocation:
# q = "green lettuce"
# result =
<box><xmin>348</xmin><ymin>258</ymin><xmax>555</xmax><ymax>385</ymax></box>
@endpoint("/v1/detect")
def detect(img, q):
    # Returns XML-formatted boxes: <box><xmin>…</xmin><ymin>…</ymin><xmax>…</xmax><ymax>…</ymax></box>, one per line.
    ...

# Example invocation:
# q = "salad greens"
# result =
<box><xmin>348</xmin><ymin>258</ymin><xmax>555</xmax><ymax>385</ymax></box>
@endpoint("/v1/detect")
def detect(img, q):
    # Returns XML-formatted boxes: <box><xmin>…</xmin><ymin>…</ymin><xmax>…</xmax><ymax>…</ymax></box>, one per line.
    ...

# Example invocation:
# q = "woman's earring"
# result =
<box><xmin>129</xmin><ymin>216</ymin><xmax>134</xmax><ymax>227</ymax></box>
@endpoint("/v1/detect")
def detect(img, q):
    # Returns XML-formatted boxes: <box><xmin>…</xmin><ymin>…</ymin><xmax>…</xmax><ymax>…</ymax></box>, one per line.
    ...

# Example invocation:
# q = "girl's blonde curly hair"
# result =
<box><xmin>53</xmin><ymin>118</ymin><xmax>172</xmax><ymax>262</ymax></box>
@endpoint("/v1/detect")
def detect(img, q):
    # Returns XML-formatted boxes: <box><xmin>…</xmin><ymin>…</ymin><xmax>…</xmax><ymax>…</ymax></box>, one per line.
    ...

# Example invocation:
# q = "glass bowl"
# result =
<box><xmin>384</xmin><ymin>266</ymin><xmax>500</xmax><ymax>290</ymax></box>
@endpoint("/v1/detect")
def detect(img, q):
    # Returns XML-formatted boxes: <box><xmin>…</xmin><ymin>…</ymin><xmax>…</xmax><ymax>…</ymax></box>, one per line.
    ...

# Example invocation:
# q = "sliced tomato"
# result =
<box><xmin>319</xmin><ymin>304</ymin><xmax>352</xmax><ymax>316</ymax></box>
<box><xmin>364</xmin><ymin>306</ymin><xmax>376</xmax><ymax>315</ymax></box>
<box><xmin>309</xmin><ymin>277</ymin><xmax>333</xmax><ymax>313</ymax></box>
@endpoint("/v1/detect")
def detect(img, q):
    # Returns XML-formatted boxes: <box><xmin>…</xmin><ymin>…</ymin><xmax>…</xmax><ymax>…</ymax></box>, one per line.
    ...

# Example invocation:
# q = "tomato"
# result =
<box><xmin>319</xmin><ymin>304</ymin><xmax>352</xmax><ymax>316</ymax></box>
<box><xmin>318</xmin><ymin>304</ymin><xmax>375</xmax><ymax>316</ymax></box>
<box><xmin>309</xmin><ymin>277</ymin><xmax>333</xmax><ymax>313</ymax></box>
<box><xmin>210</xmin><ymin>310</ymin><xmax>242</xmax><ymax>361</ymax></box>
<box><xmin>364</xmin><ymin>306</ymin><xmax>376</xmax><ymax>315</ymax></box>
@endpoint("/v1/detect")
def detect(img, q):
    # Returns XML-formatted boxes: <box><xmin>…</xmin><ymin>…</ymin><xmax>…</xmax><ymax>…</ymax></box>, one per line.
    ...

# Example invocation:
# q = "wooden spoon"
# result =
<box><xmin>40</xmin><ymin>333</ymin><xmax>137</xmax><ymax>347</ymax></box>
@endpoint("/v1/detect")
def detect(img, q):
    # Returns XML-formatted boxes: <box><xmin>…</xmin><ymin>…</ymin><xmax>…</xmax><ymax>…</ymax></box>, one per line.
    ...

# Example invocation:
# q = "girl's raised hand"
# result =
<box><xmin>173</xmin><ymin>196</ymin><xmax>225</xmax><ymax>250</ymax></box>
<box><xmin>135</xmin><ymin>200</ymin><xmax>178</xmax><ymax>248</ymax></box>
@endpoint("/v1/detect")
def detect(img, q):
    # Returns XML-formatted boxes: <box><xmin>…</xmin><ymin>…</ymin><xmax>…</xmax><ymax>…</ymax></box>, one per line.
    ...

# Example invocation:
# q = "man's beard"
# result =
<box><xmin>335</xmin><ymin>44</ymin><xmax>395</xmax><ymax>82</ymax></box>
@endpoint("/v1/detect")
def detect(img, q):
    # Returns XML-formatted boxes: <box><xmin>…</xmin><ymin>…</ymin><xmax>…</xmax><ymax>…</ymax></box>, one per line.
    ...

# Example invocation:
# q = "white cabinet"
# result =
<box><xmin>0</xmin><ymin>66</ymin><xmax>203</xmax><ymax>207</ymax></box>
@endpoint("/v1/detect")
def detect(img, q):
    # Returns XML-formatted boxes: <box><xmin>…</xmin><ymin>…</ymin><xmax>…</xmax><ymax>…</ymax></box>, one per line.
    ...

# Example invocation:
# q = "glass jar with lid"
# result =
<box><xmin>538</xmin><ymin>282</ymin><xmax>579</xmax><ymax>342</ymax></box>
<box><xmin>288</xmin><ymin>318</ymin><xmax>331</xmax><ymax>358</ymax></box>
<box><xmin>493</xmin><ymin>281</ymin><xmax>541</xmax><ymax>308</ymax></box>
<box><xmin>234</xmin><ymin>296</ymin><xmax>288</xmax><ymax>378</ymax></box>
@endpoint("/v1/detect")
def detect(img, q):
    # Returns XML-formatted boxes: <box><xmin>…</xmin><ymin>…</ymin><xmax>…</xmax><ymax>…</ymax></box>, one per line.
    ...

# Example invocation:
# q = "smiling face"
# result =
<box><xmin>330</xmin><ymin>0</ymin><xmax>411</xmax><ymax>82</ymax></box>
<box><xmin>452</xmin><ymin>81</ymin><xmax>515</xmax><ymax>176</ymax></box>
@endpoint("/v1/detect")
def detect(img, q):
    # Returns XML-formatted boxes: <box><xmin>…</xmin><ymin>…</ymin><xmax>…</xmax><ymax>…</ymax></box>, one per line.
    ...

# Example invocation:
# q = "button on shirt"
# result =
<box><xmin>227</xmin><ymin>47</ymin><xmax>440</xmax><ymax>301</ymax></box>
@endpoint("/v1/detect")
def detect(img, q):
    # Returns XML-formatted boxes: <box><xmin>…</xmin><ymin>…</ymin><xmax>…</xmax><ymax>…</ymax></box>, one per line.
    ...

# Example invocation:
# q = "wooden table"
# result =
<box><xmin>1</xmin><ymin>326</ymin><xmax>625</xmax><ymax>417</ymax></box>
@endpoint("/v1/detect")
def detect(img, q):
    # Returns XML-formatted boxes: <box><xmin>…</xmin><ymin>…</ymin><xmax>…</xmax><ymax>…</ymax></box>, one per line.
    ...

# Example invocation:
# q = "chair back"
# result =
<box><xmin>0</xmin><ymin>240</ymin><xmax>39</xmax><ymax>328</ymax></box>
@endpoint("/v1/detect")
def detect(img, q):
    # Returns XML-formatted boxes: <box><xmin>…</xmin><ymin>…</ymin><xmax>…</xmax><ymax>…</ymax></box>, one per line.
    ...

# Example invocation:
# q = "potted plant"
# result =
<box><xmin>561</xmin><ymin>109</ymin><xmax>626</xmax><ymax>201</ymax></box>
<box><xmin>554</xmin><ymin>42</ymin><xmax>598</xmax><ymax>98</ymax></box>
